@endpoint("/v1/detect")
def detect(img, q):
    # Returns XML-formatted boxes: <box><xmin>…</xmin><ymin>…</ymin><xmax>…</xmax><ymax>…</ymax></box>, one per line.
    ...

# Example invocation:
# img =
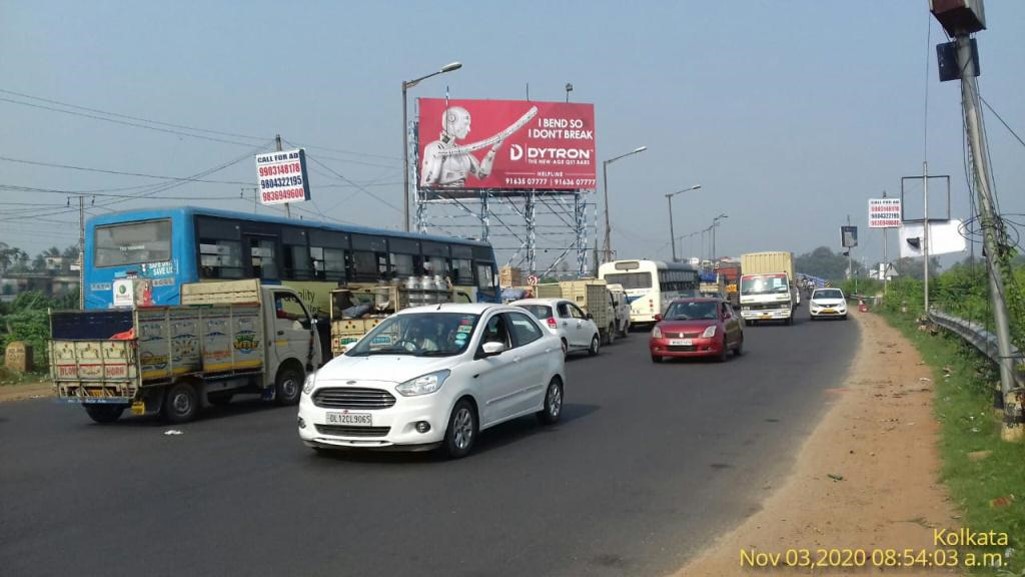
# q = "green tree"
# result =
<box><xmin>795</xmin><ymin>246</ymin><xmax>864</xmax><ymax>281</ymax></box>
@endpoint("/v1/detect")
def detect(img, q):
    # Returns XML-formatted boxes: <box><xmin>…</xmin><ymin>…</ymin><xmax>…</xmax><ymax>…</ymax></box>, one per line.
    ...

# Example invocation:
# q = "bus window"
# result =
<box><xmin>248</xmin><ymin>237</ymin><xmax>279</xmax><ymax>279</ymax></box>
<box><xmin>200</xmin><ymin>241</ymin><xmax>243</xmax><ymax>279</ymax></box>
<box><xmin>351</xmin><ymin>234</ymin><xmax>388</xmax><ymax>282</ymax></box>
<box><xmin>452</xmin><ymin>258</ymin><xmax>473</xmax><ymax>285</ymax></box>
<box><xmin>309</xmin><ymin>229</ymin><xmax>347</xmax><ymax>282</ymax></box>
<box><xmin>197</xmin><ymin>217</ymin><xmax>243</xmax><ymax>279</ymax></box>
<box><xmin>476</xmin><ymin>263</ymin><xmax>496</xmax><ymax>289</ymax></box>
<box><xmin>388</xmin><ymin>238</ymin><xmax>421</xmax><ymax>278</ymax></box>
<box><xmin>422</xmin><ymin>241</ymin><xmax>450</xmax><ymax>278</ymax></box>
<box><xmin>95</xmin><ymin>220</ymin><xmax>172</xmax><ymax>267</ymax></box>
<box><xmin>282</xmin><ymin>228</ymin><xmax>312</xmax><ymax>280</ymax></box>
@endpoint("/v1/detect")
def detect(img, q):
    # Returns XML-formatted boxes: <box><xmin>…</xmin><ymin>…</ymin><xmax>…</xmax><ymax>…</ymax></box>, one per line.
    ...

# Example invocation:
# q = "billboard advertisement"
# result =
<box><xmin>868</xmin><ymin>198</ymin><xmax>902</xmax><ymax>228</ymax></box>
<box><xmin>417</xmin><ymin>98</ymin><xmax>596</xmax><ymax>195</ymax></box>
<box><xmin>841</xmin><ymin>225</ymin><xmax>858</xmax><ymax>248</ymax></box>
<box><xmin>255</xmin><ymin>148</ymin><xmax>311</xmax><ymax>205</ymax></box>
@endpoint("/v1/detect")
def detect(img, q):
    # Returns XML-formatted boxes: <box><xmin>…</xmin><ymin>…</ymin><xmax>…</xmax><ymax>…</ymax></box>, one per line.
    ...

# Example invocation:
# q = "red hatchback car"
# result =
<box><xmin>649</xmin><ymin>297</ymin><xmax>744</xmax><ymax>363</ymax></box>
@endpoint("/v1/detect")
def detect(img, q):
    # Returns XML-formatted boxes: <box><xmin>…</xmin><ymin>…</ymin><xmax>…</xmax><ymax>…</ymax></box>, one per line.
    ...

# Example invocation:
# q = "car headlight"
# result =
<box><xmin>302</xmin><ymin>372</ymin><xmax>317</xmax><ymax>395</ymax></box>
<box><xmin>395</xmin><ymin>370</ymin><xmax>451</xmax><ymax>397</ymax></box>
<box><xmin>651</xmin><ymin>325</ymin><xmax>662</xmax><ymax>339</ymax></box>
<box><xmin>702</xmin><ymin>325</ymin><xmax>717</xmax><ymax>338</ymax></box>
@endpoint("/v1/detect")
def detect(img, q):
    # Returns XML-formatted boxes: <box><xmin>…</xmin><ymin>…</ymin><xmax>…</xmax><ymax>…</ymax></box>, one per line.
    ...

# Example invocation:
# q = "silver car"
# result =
<box><xmin>511</xmin><ymin>298</ymin><xmax>602</xmax><ymax>357</ymax></box>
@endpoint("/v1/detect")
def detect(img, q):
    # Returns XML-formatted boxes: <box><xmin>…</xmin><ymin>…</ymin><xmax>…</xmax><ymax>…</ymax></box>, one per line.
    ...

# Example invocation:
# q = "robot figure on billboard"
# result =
<box><xmin>420</xmin><ymin>105</ymin><xmax>538</xmax><ymax>188</ymax></box>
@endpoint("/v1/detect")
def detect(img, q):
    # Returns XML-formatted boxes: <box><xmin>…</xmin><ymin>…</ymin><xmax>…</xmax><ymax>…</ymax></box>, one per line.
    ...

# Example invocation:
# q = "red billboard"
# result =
<box><xmin>417</xmin><ymin>98</ymin><xmax>596</xmax><ymax>194</ymax></box>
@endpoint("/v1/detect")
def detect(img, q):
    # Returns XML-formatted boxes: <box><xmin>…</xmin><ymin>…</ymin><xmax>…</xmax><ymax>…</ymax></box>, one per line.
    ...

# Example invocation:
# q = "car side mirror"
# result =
<box><xmin>654</xmin><ymin>313</ymin><xmax>662</xmax><ymax>322</ymax></box>
<box><xmin>585</xmin><ymin>312</ymin><xmax>593</xmax><ymax>320</ymax></box>
<box><xmin>481</xmin><ymin>341</ymin><xmax>506</xmax><ymax>357</ymax></box>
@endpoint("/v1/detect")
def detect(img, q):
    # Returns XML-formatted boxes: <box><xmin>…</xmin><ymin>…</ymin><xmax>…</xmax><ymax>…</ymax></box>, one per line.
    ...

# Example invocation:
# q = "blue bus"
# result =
<box><xmin>84</xmin><ymin>207</ymin><xmax>501</xmax><ymax>312</ymax></box>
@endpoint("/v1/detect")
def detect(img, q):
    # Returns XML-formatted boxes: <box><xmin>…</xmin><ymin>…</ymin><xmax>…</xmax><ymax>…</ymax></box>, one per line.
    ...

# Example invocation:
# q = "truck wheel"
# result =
<box><xmin>163</xmin><ymin>382</ymin><xmax>199</xmax><ymax>423</ymax></box>
<box><xmin>84</xmin><ymin>404</ymin><xmax>125</xmax><ymax>424</ymax></box>
<box><xmin>275</xmin><ymin>366</ymin><xmax>304</xmax><ymax>406</ymax></box>
<box><xmin>606</xmin><ymin>324</ymin><xmax>615</xmax><ymax>345</ymax></box>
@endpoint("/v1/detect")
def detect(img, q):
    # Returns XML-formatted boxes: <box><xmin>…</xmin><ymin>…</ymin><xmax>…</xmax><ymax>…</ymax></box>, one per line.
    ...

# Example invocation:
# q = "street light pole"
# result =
<box><xmin>666</xmin><ymin>185</ymin><xmax>702</xmax><ymax>262</ymax></box>
<box><xmin>711</xmin><ymin>213</ymin><xmax>727</xmax><ymax>262</ymax></box>
<box><xmin>601</xmin><ymin>146</ymin><xmax>646</xmax><ymax>263</ymax></box>
<box><xmin>402</xmin><ymin>61</ymin><xmax>462</xmax><ymax>232</ymax></box>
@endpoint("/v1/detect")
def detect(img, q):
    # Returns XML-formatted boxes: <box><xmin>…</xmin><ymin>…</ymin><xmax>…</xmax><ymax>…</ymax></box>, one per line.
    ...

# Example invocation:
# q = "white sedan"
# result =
<box><xmin>809</xmin><ymin>288</ymin><xmax>848</xmax><ymax>320</ymax></box>
<box><xmin>298</xmin><ymin>303</ymin><xmax>565</xmax><ymax>458</ymax></box>
<box><xmin>510</xmin><ymin>298</ymin><xmax>602</xmax><ymax>357</ymax></box>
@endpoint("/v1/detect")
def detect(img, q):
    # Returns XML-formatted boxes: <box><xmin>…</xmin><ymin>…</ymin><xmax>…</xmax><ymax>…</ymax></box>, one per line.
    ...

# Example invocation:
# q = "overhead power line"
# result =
<box><xmin>0</xmin><ymin>155</ymin><xmax>256</xmax><ymax>185</ymax></box>
<box><xmin>0</xmin><ymin>87</ymin><xmax>401</xmax><ymax>162</ymax></box>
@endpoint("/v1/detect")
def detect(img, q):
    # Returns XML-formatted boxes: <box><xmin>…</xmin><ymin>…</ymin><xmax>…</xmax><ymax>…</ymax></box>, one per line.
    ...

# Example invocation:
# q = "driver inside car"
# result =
<box><xmin>403</xmin><ymin>318</ymin><xmax>440</xmax><ymax>352</ymax></box>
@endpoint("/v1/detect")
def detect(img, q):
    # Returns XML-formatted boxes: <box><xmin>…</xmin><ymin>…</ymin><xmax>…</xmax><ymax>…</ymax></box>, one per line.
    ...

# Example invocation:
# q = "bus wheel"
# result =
<box><xmin>84</xmin><ymin>404</ymin><xmax>125</xmax><ymax>424</ymax></box>
<box><xmin>163</xmin><ymin>381</ymin><xmax>200</xmax><ymax>424</ymax></box>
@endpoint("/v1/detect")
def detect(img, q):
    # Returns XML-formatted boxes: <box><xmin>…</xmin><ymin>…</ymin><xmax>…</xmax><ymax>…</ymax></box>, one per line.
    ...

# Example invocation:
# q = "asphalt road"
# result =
<box><xmin>0</xmin><ymin>308</ymin><xmax>858</xmax><ymax>577</ymax></box>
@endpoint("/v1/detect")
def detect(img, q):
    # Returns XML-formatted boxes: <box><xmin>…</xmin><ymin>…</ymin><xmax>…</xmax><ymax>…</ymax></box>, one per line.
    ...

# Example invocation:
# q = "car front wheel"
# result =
<box><xmin>444</xmin><ymin>399</ymin><xmax>478</xmax><ymax>459</ymax></box>
<box><xmin>588</xmin><ymin>335</ymin><xmax>600</xmax><ymax>356</ymax></box>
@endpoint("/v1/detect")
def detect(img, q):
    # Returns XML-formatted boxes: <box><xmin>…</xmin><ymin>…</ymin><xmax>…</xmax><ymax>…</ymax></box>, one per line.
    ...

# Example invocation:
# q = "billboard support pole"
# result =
<box><xmin>575</xmin><ymin>192</ymin><xmax>587</xmax><ymax>277</ymax></box>
<box><xmin>525</xmin><ymin>192</ymin><xmax>537</xmax><ymax>276</ymax></box>
<box><xmin>274</xmin><ymin>134</ymin><xmax>291</xmax><ymax>219</ymax></box>
<box><xmin>480</xmin><ymin>192</ymin><xmax>490</xmax><ymax>243</ymax></box>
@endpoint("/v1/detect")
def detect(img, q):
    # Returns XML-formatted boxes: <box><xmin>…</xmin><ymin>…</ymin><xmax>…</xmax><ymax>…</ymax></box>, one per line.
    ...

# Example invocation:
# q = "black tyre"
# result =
<box><xmin>716</xmin><ymin>337</ymin><xmax>729</xmax><ymax>362</ymax></box>
<box><xmin>606</xmin><ymin>325</ymin><xmax>615</xmax><ymax>346</ymax></box>
<box><xmin>207</xmin><ymin>392</ymin><xmax>234</xmax><ymax>407</ymax></box>
<box><xmin>163</xmin><ymin>381</ymin><xmax>200</xmax><ymax>424</ymax></box>
<box><xmin>536</xmin><ymin>378</ymin><xmax>563</xmax><ymax>425</ymax></box>
<box><xmin>444</xmin><ymin>399</ymin><xmax>478</xmax><ymax>459</ymax></box>
<box><xmin>651</xmin><ymin>355</ymin><xmax>663</xmax><ymax>363</ymax></box>
<box><xmin>734</xmin><ymin>337</ymin><xmax>744</xmax><ymax>356</ymax></box>
<box><xmin>84</xmin><ymin>404</ymin><xmax>125</xmax><ymax>424</ymax></box>
<box><xmin>588</xmin><ymin>335</ymin><xmax>600</xmax><ymax>357</ymax></box>
<box><xmin>561</xmin><ymin>339</ymin><xmax>569</xmax><ymax>357</ymax></box>
<box><xmin>785</xmin><ymin>316</ymin><xmax>793</xmax><ymax>326</ymax></box>
<box><xmin>841</xmin><ymin>314</ymin><xmax>848</xmax><ymax>321</ymax></box>
<box><xmin>275</xmin><ymin>366</ymin><xmax>304</xmax><ymax>406</ymax></box>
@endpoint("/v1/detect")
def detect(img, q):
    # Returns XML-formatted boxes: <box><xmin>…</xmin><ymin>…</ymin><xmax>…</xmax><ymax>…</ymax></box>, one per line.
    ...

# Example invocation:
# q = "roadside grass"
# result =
<box><xmin>882</xmin><ymin>310</ymin><xmax>1025</xmax><ymax>575</ymax></box>
<box><xmin>0</xmin><ymin>366</ymin><xmax>48</xmax><ymax>386</ymax></box>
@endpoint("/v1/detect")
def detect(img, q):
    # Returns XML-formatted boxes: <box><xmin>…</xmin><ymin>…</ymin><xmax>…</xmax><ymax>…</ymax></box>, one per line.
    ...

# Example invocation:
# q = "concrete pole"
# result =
<box><xmin>957</xmin><ymin>35</ymin><xmax>1020</xmax><ymax>439</ymax></box>
<box><xmin>923</xmin><ymin>161</ymin><xmax>929</xmax><ymax>310</ymax></box>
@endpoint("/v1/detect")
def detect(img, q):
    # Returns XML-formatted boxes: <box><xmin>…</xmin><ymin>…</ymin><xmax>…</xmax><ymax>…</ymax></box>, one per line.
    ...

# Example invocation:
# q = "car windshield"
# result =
<box><xmin>813</xmin><ymin>289</ymin><xmax>844</xmax><ymax>300</ymax></box>
<box><xmin>741</xmin><ymin>275</ymin><xmax>789</xmax><ymax>294</ymax></box>
<box><xmin>665</xmin><ymin>300</ymin><xmax>719</xmax><ymax>321</ymax></box>
<box><xmin>518</xmin><ymin>304</ymin><xmax>553</xmax><ymax>320</ymax></box>
<box><xmin>346</xmin><ymin>312</ymin><xmax>480</xmax><ymax>357</ymax></box>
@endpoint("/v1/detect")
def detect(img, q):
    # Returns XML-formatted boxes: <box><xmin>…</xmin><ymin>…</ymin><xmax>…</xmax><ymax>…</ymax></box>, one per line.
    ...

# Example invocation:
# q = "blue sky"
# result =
<box><xmin>2</xmin><ymin>1</ymin><xmax>1023</xmax><ymax>270</ymax></box>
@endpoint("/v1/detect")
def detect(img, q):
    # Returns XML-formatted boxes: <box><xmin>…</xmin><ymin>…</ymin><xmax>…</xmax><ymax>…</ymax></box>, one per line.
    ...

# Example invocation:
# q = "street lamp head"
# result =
<box><xmin>690</xmin><ymin>184</ymin><xmax>702</xmax><ymax>191</ymax></box>
<box><xmin>633</xmin><ymin>146</ymin><xmax>647</xmax><ymax>153</ymax></box>
<box><xmin>440</xmin><ymin>62</ymin><xmax>462</xmax><ymax>73</ymax></box>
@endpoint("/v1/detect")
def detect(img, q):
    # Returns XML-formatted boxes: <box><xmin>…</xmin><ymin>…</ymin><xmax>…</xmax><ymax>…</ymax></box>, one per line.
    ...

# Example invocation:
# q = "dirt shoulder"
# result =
<box><xmin>0</xmin><ymin>379</ymin><xmax>54</xmax><ymax>403</ymax></box>
<box><xmin>672</xmin><ymin>310</ymin><xmax>959</xmax><ymax>576</ymax></box>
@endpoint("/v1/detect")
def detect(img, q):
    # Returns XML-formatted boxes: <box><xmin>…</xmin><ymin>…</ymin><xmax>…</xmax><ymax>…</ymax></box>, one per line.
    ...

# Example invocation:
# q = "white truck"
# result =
<box><xmin>738</xmin><ymin>252</ymin><xmax>798</xmax><ymax>325</ymax></box>
<box><xmin>49</xmin><ymin>279</ymin><xmax>323</xmax><ymax>423</ymax></box>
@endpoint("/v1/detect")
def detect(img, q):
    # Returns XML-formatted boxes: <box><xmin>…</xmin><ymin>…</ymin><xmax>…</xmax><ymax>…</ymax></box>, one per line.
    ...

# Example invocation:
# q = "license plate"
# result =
<box><xmin>326</xmin><ymin>412</ymin><xmax>372</xmax><ymax>426</ymax></box>
<box><xmin>821</xmin><ymin>308</ymin><xmax>835</xmax><ymax>314</ymax></box>
<box><xmin>669</xmin><ymin>339</ymin><xmax>693</xmax><ymax>346</ymax></box>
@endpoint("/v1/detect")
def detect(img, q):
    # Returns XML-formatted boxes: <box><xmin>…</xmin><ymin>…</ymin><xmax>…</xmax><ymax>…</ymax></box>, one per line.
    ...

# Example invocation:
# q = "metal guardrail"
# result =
<box><xmin>927</xmin><ymin>309</ymin><xmax>1025</xmax><ymax>387</ymax></box>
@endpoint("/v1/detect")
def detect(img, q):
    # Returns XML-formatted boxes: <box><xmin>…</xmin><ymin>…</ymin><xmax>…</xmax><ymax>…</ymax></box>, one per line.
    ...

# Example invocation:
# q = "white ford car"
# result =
<box><xmin>510</xmin><ymin>298</ymin><xmax>602</xmax><ymax>357</ymax></box>
<box><xmin>298</xmin><ymin>303</ymin><xmax>565</xmax><ymax>458</ymax></box>
<box><xmin>809</xmin><ymin>288</ymin><xmax>848</xmax><ymax>320</ymax></box>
